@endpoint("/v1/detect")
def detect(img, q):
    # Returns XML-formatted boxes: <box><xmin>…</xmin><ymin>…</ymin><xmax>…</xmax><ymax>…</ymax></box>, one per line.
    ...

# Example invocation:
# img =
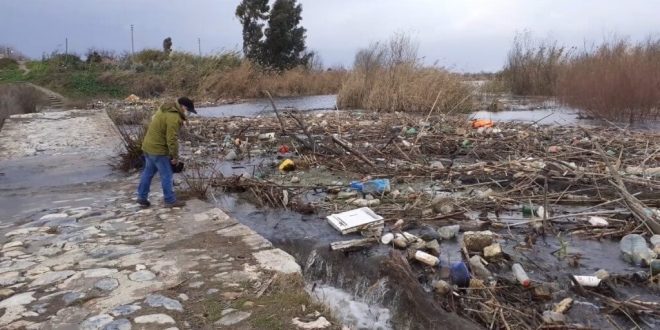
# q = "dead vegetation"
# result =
<box><xmin>337</xmin><ymin>34</ymin><xmax>473</xmax><ymax>113</ymax></box>
<box><xmin>107</xmin><ymin>108</ymin><xmax>150</xmax><ymax>171</ymax></box>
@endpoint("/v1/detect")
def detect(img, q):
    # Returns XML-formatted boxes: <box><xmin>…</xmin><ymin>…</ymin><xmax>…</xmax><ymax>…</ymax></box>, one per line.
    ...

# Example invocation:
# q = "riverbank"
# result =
<box><xmin>0</xmin><ymin>109</ymin><xmax>338</xmax><ymax>329</ymax></box>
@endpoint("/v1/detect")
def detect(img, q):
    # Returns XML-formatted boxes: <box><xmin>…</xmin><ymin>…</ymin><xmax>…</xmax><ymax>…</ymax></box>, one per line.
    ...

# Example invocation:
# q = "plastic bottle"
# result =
<box><xmin>512</xmin><ymin>263</ymin><xmax>531</xmax><ymax>287</ymax></box>
<box><xmin>414</xmin><ymin>250</ymin><xmax>439</xmax><ymax>267</ymax></box>
<box><xmin>450</xmin><ymin>261</ymin><xmax>471</xmax><ymax>288</ymax></box>
<box><xmin>620</xmin><ymin>234</ymin><xmax>655</xmax><ymax>266</ymax></box>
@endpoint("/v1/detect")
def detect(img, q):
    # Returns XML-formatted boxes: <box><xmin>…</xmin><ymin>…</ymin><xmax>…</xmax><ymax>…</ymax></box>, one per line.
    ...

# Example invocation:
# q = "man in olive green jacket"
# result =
<box><xmin>137</xmin><ymin>97</ymin><xmax>196</xmax><ymax>208</ymax></box>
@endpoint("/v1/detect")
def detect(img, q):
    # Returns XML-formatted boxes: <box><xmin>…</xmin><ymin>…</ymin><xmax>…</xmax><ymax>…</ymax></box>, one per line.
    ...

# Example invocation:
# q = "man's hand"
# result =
<box><xmin>170</xmin><ymin>158</ymin><xmax>178</xmax><ymax>165</ymax></box>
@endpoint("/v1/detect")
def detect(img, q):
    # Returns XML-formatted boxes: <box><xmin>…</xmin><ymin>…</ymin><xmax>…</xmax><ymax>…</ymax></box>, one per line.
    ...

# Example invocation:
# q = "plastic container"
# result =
<box><xmin>512</xmin><ymin>263</ymin><xmax>531</xmax><ymax>287</ymax></box>
<box><xmin>414</xmin><ymin>251</ymin><xmax>439</xmax><ymax>267</ymax></box>
<box><xmin>278</xmin><ymin>159</ymin><xmax>295</xmax><ymax>172</ymax></box>
<box><xmin>620</xmin><ymin>234</ymin><xmax>654</xmax><ymax>266</ymax></box>
<box><xmin>450</xmin><ymin>262</ymin><xmax>471</xmax><ymax>288</ymax></box>
<box><xmin>350</xmin><ymin>179</ymin><xmax>391</xmax><ymax>194</ymax></box>
<box><xmin>573</xmin><ymin>275</ymin><xmax>601</xmax><ymax>287</ymax></box>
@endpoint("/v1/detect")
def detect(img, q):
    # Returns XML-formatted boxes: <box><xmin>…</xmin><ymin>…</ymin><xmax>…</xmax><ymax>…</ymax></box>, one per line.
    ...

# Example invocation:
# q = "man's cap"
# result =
<box><xmin>177</xmin><ymin>97</ymin><xmax>196</xmax><ymax>114</ymax></box>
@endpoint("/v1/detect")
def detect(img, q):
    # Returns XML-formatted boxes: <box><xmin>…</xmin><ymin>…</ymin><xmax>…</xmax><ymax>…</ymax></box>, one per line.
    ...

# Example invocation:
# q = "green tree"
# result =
<box><xmin>262</xmin><ymin>0</ymin><xmax>310</xmax><ymax>70</ymax></box>
<box><xmin>235</xmin><ymin>0</ymin><xmax>270</xmax><ymax>64</ymax></box>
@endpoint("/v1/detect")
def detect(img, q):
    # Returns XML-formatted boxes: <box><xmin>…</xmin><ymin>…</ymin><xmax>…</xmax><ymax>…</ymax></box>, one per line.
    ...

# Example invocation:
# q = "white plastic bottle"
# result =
<box><xmin>512</xmin><ymin>263</ymin><xmax>531</xmax><ymax>287</ymax></box>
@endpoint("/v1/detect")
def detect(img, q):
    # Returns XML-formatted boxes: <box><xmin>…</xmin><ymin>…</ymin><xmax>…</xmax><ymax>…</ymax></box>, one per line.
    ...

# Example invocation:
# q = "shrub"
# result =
<box><xmin>0</xmin><ymin>58</ymin><xmax>19</xmax><ymax>70</ymax></box>
<box><xmin>108</xmin><ymin>108</ymin><xmax>150</xmax><ymax>171</ymax></box>
<box><xmin>337</xmin><ymin>34</ymin><xmax>472</xmax><ymax>113</ymax></box>
<box><xmin>500</xmin><ymin>33</ymin><xmax>566</xmax><ymax>96</ymax></box>
<box><xmin>133</xmin><ymin>49</ymin><xmax>168</xmax><ymax>64</ymax></box>
<box><xmin>557</xmin><ymin>38</ymin><xmax>660</xmax><ymax>122</ymax></box>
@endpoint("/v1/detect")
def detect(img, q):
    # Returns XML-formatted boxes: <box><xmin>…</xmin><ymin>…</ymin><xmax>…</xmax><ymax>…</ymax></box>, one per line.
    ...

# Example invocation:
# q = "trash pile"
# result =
<box><xmin>180</xmin><ymin>109</ymin><xmax>660</xmax><ymax>328</ymax></box>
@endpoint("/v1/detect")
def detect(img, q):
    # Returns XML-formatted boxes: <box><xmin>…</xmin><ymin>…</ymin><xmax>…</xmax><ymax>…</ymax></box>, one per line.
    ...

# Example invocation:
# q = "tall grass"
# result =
<box><xmin>557</xmin><ymin>39</ymin><xmax>660</xmax><ymax>122</ymax></box>
<box><xmin>500</xmin><ymin>33</ymin><xmax>566</xmax><ymax>96</ymax></box>
<box><xmin>0</xmin><ymin>84</ymin><xmax>49</xmax><ymax>127</ymax></box>
<box><xmin>337</xmin><ymin>34</ymin><xmax>472</xmax><ymax>113</ymax></box>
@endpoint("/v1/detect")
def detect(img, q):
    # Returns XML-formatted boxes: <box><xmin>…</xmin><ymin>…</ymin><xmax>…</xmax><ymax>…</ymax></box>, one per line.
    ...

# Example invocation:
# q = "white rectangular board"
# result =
<box><xmin>327</xmin><ymin>207</ymin><xmax>384</xmax><ymax>235</ymax></box>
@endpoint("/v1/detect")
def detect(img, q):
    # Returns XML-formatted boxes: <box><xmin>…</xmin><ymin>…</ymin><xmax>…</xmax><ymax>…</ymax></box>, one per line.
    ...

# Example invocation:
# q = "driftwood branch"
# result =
<box><xmin>332</xmin><ymin>134</ymin><xmax>375</xmax><ymax>167</ymax></box>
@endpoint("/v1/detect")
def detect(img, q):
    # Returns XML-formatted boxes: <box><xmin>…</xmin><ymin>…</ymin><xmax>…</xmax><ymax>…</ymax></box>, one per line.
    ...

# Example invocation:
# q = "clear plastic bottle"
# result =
<box><xmin>620</xmin><ymin>234</ymin><xmax>654</xmax><ymax>266</ymax></box>
<box><xmin>512</xmin><ymin>263</ymin><xmax>531</xmax><ymax>287</ymax></box>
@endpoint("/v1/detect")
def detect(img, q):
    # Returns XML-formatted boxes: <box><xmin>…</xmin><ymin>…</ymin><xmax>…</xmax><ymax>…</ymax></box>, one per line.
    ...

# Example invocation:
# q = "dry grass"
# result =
<box><xmin>108</xmin><ymin>108</ymin><xmax>150</xmax><ymax>171</ymax></box>
<box><xmin>557</xmin><ymin>38</ymin><xmax>660</xmax><ymax>122</ymax></box>
<box><xmin>337</xmin><ymin>34</ymin><xmax>473</xmax><ymax>113</ymax></box>
<box><xmin>500</xmin><ymin>33</ymin><xmax>566</xmax><ymax>96</ymax></box>
<box><xmin>199</xmin><ymin>61</ymin><xmax>346</xmax><ymax>99</ymax></box>
<box><xmin>0</xmin><ymin>83</ymin><xmax>49</xmax><ymax>127</ymax></box>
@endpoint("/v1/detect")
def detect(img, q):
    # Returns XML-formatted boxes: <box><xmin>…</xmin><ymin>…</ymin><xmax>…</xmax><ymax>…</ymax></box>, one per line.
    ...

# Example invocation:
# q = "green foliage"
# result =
<box><xmin>236</xmin><ymin>0</ymin><xmax>309</xmax><ymax>70</ymax></box>
<box><xmin>66</xmin><ymin>71</ymin><xmax>126</xmax><ymax>98</ymax></box>
<box><xmin>0</xmin><ymin>58</ymin><xmax>18</xmax><ymax>70</ymax></box>
<box><xmin>263</xmin><ymin>0</ymin><xmax>309</xmax><ymax>70</ymax></box>
<box><xmin>236</xmin><ymin>0</ymin><xmax>270</xmax><ymax>63</ymax></box>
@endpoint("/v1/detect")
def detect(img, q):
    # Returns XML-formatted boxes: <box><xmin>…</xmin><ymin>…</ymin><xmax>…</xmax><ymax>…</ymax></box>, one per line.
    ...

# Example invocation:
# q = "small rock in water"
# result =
<box><xmin>145</xmin><ymin>294</ymin><xmax>183</xmax><ymax>312</ymax></box>
<box><xmin>483</xmin><ymin>243</ymin><xmax>502</xmax><ymax>259</ymax></box>
<box><xmin>463</xmin><ymin>231</ymin><xmax>494</xmax><ymax>252</ymax></box>
<box><xmin>291</xmin><ymin>176</ymin><xmax>300</xmax><ymax>183</ymax></box>
<box><xmin>392</xmin><ymin>236</ymin><xmax>408</xmax><ymax>249</ymax></box>
<box><xmin>128</xmin><ymin>270</ymin><xmax>156</xmax><ymax>282</ymax></box>
<box><xmin>425</xmin><ymin>240</ymin><xmax>441</xmax><ymax>255</ymax></box>
<box><xmin>418</xmin><ymin>227</ymin><xmax>440</xmax><ymax>241</ymax></box>
<box><xmin>433</xmin><ymin>280</ymin><xmax>451</xmax><ymax>295</ymax></box>
<box><xmin>542</xmin><ymin>310</ymin><xmax>565</xmax><ymax>324</ymax></box>
<box><xmin>437</xmin><ymin>225</ymin><xmax>460</xmax><ymax>240</ymax></box>
<box><xmin>178</xmin><ymin>293</ymin><xmax>189</xmax><ymax>301</ymax></box>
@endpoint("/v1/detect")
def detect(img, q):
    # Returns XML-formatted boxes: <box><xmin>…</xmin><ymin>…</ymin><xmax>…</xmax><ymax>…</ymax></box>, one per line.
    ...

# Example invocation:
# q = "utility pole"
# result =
<box><xmin>198</xmin><ymin>38</ymin><xmax>202</xmax><ymax>57</ymax></box>
<box><xmin>65</xmin><ymin>38</ymin><xmax>68</xmax><ymax>55</ymax></box>
<box><xmin>130</xmin><ymin>24</ymin><xmax>135</xmax><ymax>56</ymax></box>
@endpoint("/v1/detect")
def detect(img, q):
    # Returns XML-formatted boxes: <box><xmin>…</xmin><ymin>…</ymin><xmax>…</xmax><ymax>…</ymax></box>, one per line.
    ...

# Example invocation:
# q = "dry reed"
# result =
<box><xmin>337</xmin><ymin>34</ymin><xmax>473</xmax><ymax>113</ymax></box>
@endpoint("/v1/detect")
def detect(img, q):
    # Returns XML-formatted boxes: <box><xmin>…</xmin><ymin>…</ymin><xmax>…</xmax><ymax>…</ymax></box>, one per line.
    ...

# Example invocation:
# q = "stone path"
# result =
<box><xmin>0</xmin><ymin>110</ymin><xmax>315</xmax><ymax>329</ymax></box>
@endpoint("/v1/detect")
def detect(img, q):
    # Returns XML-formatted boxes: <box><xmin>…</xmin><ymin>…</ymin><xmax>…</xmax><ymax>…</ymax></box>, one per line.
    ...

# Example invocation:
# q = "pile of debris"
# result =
<box><xmin>180</xmin><ymin>108</ymin><xmax>659</xmax><ymax>328</ymax></box>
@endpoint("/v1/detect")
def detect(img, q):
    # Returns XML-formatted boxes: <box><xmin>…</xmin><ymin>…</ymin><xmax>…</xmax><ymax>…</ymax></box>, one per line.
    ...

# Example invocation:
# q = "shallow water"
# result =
<box><xmin>198</xmin><ymin>94</ymin><xmax>337</xmax><ymax>117</ymax></box>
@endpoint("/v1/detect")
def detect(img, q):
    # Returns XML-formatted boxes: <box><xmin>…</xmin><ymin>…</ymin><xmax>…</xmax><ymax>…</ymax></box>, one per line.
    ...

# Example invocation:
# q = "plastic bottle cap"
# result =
<box><xmin>521</xmin><ymin>279</ymin><xmax>530</xmax><ymax>287</ymax></box>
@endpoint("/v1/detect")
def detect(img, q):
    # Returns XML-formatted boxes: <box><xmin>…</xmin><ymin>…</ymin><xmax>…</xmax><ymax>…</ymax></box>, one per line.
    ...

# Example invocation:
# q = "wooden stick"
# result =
<box><xmin>264</xmin><ymin>90</ymin><xmax>287</xmax><ymax>134</ymax></box>
<box><xmin>332</xmin><ymin>134</ymin><xmax>375</xmax><ymax>167</ymax></box>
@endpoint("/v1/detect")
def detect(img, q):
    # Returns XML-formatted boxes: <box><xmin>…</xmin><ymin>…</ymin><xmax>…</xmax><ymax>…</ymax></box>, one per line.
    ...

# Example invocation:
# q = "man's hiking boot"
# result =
<box><xmin>137</xmin><ymin>199</ymin><xmax>151</xmax><ymax>208</ymax></box>
<box><xmin>164</xmin><ymin>200</ymin><xmax>186</xmax><ymax>208</ymax></box>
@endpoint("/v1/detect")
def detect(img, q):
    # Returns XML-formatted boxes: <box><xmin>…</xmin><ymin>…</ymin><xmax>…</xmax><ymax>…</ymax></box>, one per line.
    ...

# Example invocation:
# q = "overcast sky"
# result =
<box><xmin>2</xmin><ymin>0</ymin><xmax>659</xmax><ymax>72</ymax></box>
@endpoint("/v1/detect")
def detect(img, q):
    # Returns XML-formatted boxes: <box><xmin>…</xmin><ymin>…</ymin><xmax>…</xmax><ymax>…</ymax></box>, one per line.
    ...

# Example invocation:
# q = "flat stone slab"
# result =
<box><xmin>128</xmin><ymin>270</ymin><xmax>156</xmax><ymax>282</ymax></box>
<box><xmin>30</xmin><ymin>270</ymin><xmax>76</xmax><ymax>287</ymax></box>
<box><xmin>80</xmin><ymin>314</ymin><xmax>114</xmax><ymax>330</ymax></box>
<box><xmin>145</xmin><ymin>294</ymin><xmax>183</xmax><ymax>312</ymax></box>
<box><xmin>134</xmin><ymin>313</ymin><xmax>175</xmax><ymax>324</ymax></box>
<box><xmin>102</xmin><ymin>318</ymin><xmax>131</xmax><ymax>330</ymax></box>
<box><xmin>110</xmin><ymin>304</ymin><xmax>141</xmax><ymax>317</ymax></box>
<box><xmin>215</xmin><ymin>309</ymin><xmax>251</xmax><ymax>326</ymax></box>
<box><xmin>95</xmin><ymin>278</ymin><xmax>120</xmax><ymax>291</ymax></box>
<box><xmin>253</xmin><ymin>249</ymin><xmax>302</xmax><ymax>274</ymax></box>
